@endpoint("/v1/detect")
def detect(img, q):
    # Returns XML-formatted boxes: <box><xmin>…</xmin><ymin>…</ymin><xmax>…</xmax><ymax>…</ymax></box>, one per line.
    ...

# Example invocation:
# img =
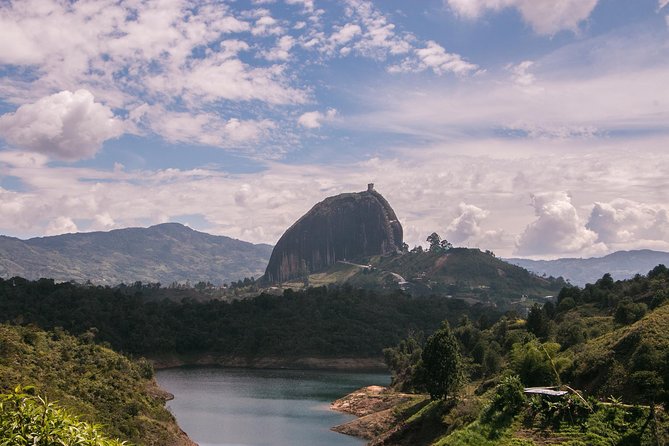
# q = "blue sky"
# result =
<box><xmin>1</xmin><ymin>0</ymin><xmax>669</xmax><ymax>258</ymax></box>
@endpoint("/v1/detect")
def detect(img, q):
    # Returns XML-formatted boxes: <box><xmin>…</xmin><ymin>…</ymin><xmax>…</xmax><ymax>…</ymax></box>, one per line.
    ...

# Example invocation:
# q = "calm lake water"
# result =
<box><xmin>156</xmin><ymin>367</ymin><xmax>390</xmax><ymax>446</ymax></box>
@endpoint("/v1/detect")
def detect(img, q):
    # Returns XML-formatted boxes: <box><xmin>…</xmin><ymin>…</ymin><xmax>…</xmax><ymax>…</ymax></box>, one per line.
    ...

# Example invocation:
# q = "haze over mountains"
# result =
<box><xmin>507</xmin><ymin>250</ymin><xmax>669</xmax><ymax>286</ymax></box>
<box><xmin>0</xmin><ymin>223</ymin><xmax>272</xmax><ymax>286</ymax></box>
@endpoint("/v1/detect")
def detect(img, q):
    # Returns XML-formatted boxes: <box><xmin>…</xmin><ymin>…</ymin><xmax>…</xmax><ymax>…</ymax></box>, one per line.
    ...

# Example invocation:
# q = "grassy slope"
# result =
<box><xmin>0</xmin><ymin>324</ymin><xmax>192</xmax><ymax>446</ymax></box>
<box><xmin>370</xmin><ymin>272</ymin><xmax>669</xmax><ymax>446</ymax></box>
<box><xmin>283</xmin><ymin>249</ymin><xmax>563</xmax><ymax>306</ymax></box>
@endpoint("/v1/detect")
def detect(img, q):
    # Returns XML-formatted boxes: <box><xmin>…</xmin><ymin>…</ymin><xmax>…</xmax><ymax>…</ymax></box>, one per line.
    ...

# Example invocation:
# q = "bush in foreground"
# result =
<box><xmin>0</xmin><ymin>386</ymin><xmax>127</xmax><ymax>446</ymax></box>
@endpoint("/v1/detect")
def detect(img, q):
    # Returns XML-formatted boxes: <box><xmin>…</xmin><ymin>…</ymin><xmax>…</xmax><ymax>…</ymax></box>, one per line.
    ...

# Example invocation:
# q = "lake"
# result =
<box><xmin>156</xmin><ymin>367</ymin><xmax>390</xmax><ymax>446</ymax></box>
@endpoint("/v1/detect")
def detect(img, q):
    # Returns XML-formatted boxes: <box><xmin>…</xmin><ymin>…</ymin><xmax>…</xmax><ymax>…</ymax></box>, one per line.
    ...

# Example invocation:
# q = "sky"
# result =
<box><xmin>1</xmin><ymin>0</ymin><xmax>668</xmax><ymax>259</ymax></box>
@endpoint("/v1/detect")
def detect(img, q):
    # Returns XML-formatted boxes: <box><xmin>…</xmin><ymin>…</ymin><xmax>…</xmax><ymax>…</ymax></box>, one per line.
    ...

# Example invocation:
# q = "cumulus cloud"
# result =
<box><xmin>445</xmin><ymin>0</ymin><xmax>599</xmax><ymax>35</ymax></box>
<box><xmin>297</xmin><ymin>109</ymin><xmax>337</xmax><ymax>128</ymax></box>
<box><xmin>445</xmin><ymin>203</ymin><xmax>489</xmax><ymax>243</ymax></box>
<box><xmin>0</xmin><ymin>90</ymin><xmax>123</xmax><ymax>161</ymax></box>
<box><xmin>587</xmin><ymin>200</ymin><xmax>669</xmax><ymax>248</ymax></box>
<box><xmin>515</xmin><ymin>192</ymin><xmax>604</xmax><ymax>256</ymax></box>
<box><xmin>343</xmin><ymin>0</ymin><xmax>412</xmax><ymax>58</ymax></box>
<box><xmin>45</xmin><ymin>216</ymin><xmax>78</xmax><ymax>236</ymax></box>
<box><xmin>140</xmin><ymin>107</ymin><xmax>276</xmax><ymax>148</ymax></box>
<box><xmin>261</xmin><ymin>35</ymin><xmax>296</xmax><ymax>61</ymax></box>
<box><xmin>389</xmin><ymin>41</ymin><xmax>478</xmax><ymax>76</ymax></box>
<box><xmin>286</xmin><ymin>0</ymin><xmax>315</xmax><ymax>13</ymax></box>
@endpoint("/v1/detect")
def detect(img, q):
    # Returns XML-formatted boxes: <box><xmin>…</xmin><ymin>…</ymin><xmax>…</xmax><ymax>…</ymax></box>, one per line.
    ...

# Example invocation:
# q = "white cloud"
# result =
<box><xmin>252</xmin><ymin>12</ymin><xmax>284</xmax><ymax>36</ymax></box>
<box><xmin>445</xmin><ymin>0</ymin><xmax>599</xmax><ymax>35</ymax></box>
<box><xmin>297</xmin><ymin>109</ymin><xmax>337</xmax><ymax>128</ymax></box>
<box><xmin>45</xmin><ymin>216</ymin><xmax>78</xmax><ymax>236</ymax></box>
<box><xmin>1</xmin><ymin>144</ymin><xmax>668</xmax><ymax>257</ymax></box>
<box><xmin>0</xmin><ymin>0</ymin><xmax>305</xmax><ymax>151</ymax></box>
<box><xmin>262</xmin><ymin>35</ymin><xmax>296</xmax><ymax>61</ymax></box>
<box><xmin>390</xmin><ymin>41</ymin><xmax>478</xmax><ymax>76</ymax></box>
<box><xmin>331</xmin><ymin>23</ymin><xmax>362</xmax><ymax>45</ymax></box>
<box><xmin>587</xmin><ymin>200</ymin><xmax>669</xmax><ymax>248</ymax></box>
<box><xmin>343</xmin><ymin>0</ymin><xmax>413</xmax><ymax>58</ymax></box>
<box><xmin>286</xmin><ymin>0</ymin><xmax>315</xmax><ymax>13</ymax></box>
<box><xmin>143</xmin><ymin>107</ymin><xmax>276</xmax><ymax>148</ymax></box>
<box><xmin>660</xmin><ymin>0</ymin><xmax>669</xmax><ymax>10</ymax></box>
<box><xmin>445</xmin><ymin>203</ymin><xmax>489</xmax><ymax>243</ymax></box>
<box><xmin>508</xmin><ymin>60</ymin><xmax>536</xmax><ymax>86</ymax></box>
<box><xmin>0</xmin><ymin>90</ymin><xmax>123</xmax><ymax>161</ymax></box>
<box><xmin>515</xmin><ymin>192</ymin><xmax>605</xmax><ymax>256</ymax></box>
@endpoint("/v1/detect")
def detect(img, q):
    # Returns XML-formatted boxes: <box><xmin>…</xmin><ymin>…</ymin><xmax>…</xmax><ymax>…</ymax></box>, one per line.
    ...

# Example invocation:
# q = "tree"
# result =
<box><xmin>526</xmin><ymin>304</ymin><xmax>550</xmax><ymax>340</ymax></box>
<box><xmin>427</xmin><ymin>232</ymin><xmax>442</xmax><ymax>252</ymax></box>
<box><xmin>420</xmin><ymin>321</ymin><xmax>466</xmax><ymax>400</ymax></box>
<box><xmin>383</xmin><ymin>332</ymin><xmax>424</xmax><ymax>392</ymax></box>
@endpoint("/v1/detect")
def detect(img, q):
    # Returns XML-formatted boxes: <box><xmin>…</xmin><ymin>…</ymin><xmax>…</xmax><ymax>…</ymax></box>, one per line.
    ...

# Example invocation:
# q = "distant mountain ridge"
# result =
<box><xmin>0</xmin><ymin>223</ymin><xmax>273</xmax><ymax>285</ymax></box>
<box><xmin>507</xmin><ymin>249</ymin><xmax>669</xmax><ymax>286</ymax></box>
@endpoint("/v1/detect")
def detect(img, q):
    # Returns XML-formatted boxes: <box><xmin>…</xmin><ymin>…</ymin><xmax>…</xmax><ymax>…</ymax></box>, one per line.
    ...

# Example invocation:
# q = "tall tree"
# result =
<box><xmin>420</xmin><ymin>321</ymin><xmax>466</xmax><ymax>400</ymax></box>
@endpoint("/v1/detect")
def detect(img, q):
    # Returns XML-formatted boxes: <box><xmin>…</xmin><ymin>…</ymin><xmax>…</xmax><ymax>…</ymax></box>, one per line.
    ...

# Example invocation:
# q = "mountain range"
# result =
<box><xmin>0</xmin><ymin>223</ymin><xmax>272</xmax><ymax>285</ymax></box>
<box><xmin>507</xmin><ymin>249</ymin><xmax>669</xmax><ymax>286</ymax></box>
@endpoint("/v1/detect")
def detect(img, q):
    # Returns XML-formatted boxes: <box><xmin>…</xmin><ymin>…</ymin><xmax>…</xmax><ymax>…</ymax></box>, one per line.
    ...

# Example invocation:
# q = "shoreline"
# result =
<box><xmin>330</xmin><ymin>385</ymin><xmax>423</xmax><ymax>442</ymax></box>
<box><xmin>149</xmin><ymin>353</ymin><xmax>387</xmax><ymax>372</ymax></box>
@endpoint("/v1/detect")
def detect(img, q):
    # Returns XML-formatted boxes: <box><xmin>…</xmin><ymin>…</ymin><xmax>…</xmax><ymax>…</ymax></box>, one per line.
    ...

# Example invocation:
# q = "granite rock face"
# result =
<box><xmin>264</xmin><ymin>185</ymin><xmax>403</xmax><ymax>283</ymax></box>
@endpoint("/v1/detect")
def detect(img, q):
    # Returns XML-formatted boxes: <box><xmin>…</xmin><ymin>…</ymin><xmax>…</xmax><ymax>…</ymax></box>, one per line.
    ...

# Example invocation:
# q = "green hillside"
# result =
<box><xmin>358</xmin><ymin>265</ymin><xmax>669</xmax><ymax>445</ymax></box>
<box><xmin>0</xmin><ymin>223</ymin><xmax>272</xmax><ymax>285</ymax></box>
<box><xmin>284</xmin><ymin>248</ymin><xmax>564</xmax><ymax>308</ymax></box>
<box><xmin>0</xmin><ymin>324</ymin><xmax>193</xmax><ymax>446</ymax></box>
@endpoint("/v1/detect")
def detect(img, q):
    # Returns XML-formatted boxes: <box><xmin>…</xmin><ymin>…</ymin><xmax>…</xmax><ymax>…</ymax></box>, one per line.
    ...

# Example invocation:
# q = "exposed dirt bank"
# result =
<box><xmin>331</xmin><ymin>386</ymin><xmax>421</xmax><ymax>442</ymax></box>
<box><xmin>150</xmin><ymin>354</ymin><xmax>387</xmax><ymax>371</ymax></box>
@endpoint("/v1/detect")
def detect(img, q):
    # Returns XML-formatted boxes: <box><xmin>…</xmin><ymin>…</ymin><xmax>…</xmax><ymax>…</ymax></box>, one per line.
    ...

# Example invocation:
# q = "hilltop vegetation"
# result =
<box><xmin>0</xmin><ymin>324</ymin><xmax>193</xmax><ymax>445</ymax></box>
<box><xmin>287</xmin><ymin>247</ymin><xmax>564</xmax><ymax>309</ymax></box>
<box><xmin>359</xmin><ymin>265</ymin><xmax>669</xmax><ymax>445</ymax></box>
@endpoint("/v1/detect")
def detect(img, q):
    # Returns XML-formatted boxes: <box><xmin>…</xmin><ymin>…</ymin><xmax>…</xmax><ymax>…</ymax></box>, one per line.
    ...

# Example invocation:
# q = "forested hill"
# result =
<box><xmin>0</xmin><ymin>278</ymin><xmax>499</xmax><ymax>361</ymax></box>
<box><xmin>0</xmin><ymin>324</ymin><xmax>195</xmax><ymax>446</ymax></box>
<box><xmin>302</xmin><ymin>247</ymin><xmax>565</xmax><ymax>307</ymax></box>
<box><xmin>0</xmin><ymin>223</ymin><xmax>272</xmax><ymax>285</ymax></box>
<box><xmin>507</xmin><ymin>249</ymin><xmax>669</xmax><ymax>286</ymax></box>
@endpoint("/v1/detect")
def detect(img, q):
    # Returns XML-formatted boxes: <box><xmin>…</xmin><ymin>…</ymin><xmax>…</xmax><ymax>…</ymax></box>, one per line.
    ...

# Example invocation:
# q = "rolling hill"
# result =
<box><xmin>507</xmin><ymin>249</ymin><xmax>669</xmax><ymax>286</ymax></box>
<box><xmin>0</xmin><ymin>223</ymin><xmax>272</xmax><ymax>285</ymax></box>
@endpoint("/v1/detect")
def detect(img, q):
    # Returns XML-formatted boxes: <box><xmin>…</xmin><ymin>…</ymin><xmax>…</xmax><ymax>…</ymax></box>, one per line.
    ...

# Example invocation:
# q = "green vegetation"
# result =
<box><xmin>0</xmin><ymin>386</ymin><xmax>127</xmax><ymax>446</ymax></box>
<box><xmin>0</xmin><ymin>278</ymin><xmax>498</xmax><ymax>359</ymax></box>
<box><xmin>349</xmin><ymin>248</ymin><xmax>564</xmax><ymax>305</ymax></box>
<box><xmin>0</xmin><ymin>222</ymin><xmax>272</xmax><ymax>286</ymax></box>
<box><xmin>380</xmin><ymin>265</ymin><xmax>669</xmax><ymax>445</ymax></box>
<box><xmin>0</xmin><ymin>324</ymin><xmax>188</xmax><ymax>446</ymax></box>
<box><xmin>421</xmin><ymin>322</ymin><xmax>466</xmax><ymax>401</ymax></box>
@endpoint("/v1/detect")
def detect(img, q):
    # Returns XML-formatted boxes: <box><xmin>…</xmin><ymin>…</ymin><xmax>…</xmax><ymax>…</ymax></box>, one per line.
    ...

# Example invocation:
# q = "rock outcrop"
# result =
<box><xmin>264</xmin><ymin>184</ymin><xmax>403</xmax><ymax>283</ymax></box>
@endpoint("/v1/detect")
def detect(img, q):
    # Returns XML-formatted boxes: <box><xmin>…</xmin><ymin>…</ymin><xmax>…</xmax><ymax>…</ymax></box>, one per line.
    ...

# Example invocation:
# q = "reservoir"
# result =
<box><xmin>156</xmin><ymin>367</ymin><xmax>390</xmax><ymax>446</ymax></box>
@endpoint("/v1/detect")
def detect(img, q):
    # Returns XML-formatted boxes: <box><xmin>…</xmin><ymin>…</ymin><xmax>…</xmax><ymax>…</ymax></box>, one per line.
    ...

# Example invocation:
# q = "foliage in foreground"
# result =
<box><xmin>0</xmin><ymin>386</ymin><xmax>127</xmax><ymax>446</ymax></box>
<box><xmin>381</xmin><ymin>265</ymin><xmax>669</xmax><ymax>445</ymax></box>
<box><xmin>0</xmin><ymin>324</ymin><xmax>185</xmax><ymax>446</ymax></box>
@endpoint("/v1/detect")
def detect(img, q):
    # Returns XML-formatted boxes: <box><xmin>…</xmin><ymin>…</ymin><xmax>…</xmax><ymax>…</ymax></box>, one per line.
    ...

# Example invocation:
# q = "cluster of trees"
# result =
<box><xmin>385</xmin><ymin>265</ymin><xmax>669</xmax><ymax>410</ymax></box>
<box><xmin>0</xmin><ymin>278</ymin><xmax>498</xmax><ymax>359</ymax></box>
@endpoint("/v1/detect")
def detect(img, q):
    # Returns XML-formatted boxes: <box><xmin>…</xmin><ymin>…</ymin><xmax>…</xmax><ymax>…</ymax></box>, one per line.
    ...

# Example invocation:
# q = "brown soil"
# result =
<box><xmin>331</xmin><ymin>386</ymin><xmax>417</xmax><ymax>441</ymax></box>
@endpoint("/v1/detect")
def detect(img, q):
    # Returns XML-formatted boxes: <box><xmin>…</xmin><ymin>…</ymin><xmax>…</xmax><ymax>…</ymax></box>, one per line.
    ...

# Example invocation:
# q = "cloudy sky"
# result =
<box><xmin>1</xmin><ymin>0</ymin><xmax>668</xmax><ymax>259</ymax></box>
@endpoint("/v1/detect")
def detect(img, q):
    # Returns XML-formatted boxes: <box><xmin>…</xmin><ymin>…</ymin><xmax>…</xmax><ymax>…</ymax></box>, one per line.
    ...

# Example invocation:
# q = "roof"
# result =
<box><xmin>524</xmin><ymin>387</ymin><xmax>568</xmax><ymax>397</ymax></box>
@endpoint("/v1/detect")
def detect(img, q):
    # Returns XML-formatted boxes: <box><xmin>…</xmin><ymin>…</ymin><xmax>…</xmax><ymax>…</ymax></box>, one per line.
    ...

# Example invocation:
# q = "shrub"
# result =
<box><xmin>0</xmin><ymin>386</ymin><xmax>128</xmax><ymax>446</ymax></box>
